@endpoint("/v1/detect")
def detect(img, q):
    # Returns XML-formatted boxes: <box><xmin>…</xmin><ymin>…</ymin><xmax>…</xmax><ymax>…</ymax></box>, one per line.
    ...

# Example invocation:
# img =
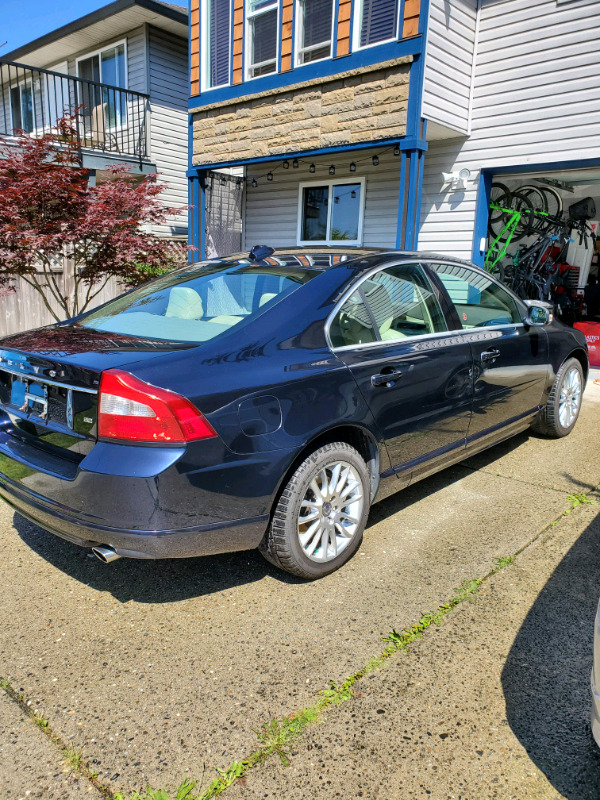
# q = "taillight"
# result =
<box><xmin>98</xmin><ymin>369</ymin><xmax>216</xmax><ymax>444</ymax></box>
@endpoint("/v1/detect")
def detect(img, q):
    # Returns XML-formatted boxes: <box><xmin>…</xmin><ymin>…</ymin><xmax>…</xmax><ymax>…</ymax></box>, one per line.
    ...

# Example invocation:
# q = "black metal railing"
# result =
<box><xmin>0</xmin><ymin>59</ymin><xmax>150</xmax><ymax>164</ymax></box>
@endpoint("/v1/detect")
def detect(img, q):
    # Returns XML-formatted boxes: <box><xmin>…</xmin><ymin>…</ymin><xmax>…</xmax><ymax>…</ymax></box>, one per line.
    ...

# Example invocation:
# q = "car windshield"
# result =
<box><xmin>77</xmin><ymin>261</ymin><xmax>318</xmax><ymax>343</ymax></box>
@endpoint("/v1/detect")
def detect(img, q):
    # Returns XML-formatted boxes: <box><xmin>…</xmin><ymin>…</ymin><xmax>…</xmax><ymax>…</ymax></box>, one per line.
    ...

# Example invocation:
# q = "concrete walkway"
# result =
<box><xmin>1</xmin><ymin>371</ymin><xmax>600</xmax><ymax>799</ymax></box>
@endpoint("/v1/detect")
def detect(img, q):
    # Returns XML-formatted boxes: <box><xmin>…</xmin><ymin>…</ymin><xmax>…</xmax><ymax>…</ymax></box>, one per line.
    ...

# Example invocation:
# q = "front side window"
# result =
<box><xmin>299</xmin><ymin>180</ymin><xmax>364</xmax><ymax>245</ymax></box>
<box><xmin>432</xmin><ymin>263</ymin><xmax>522</xmax><ymax>329</ymax></box>
<box><xmin>77</xmin><ymin>263</ymin><xmax>317</xmax><ymax>343</ymax></box>
<box><xmin>354</xmin><ymin>0</ymin><xmax>400</xmax><ymax>48</ymax></box>
<box><xmin>247</xmin><ymin>0</ymin><xmax>279</xmax><ymax>78</ymax></box>
<box><xmin>203</xmin><ymin>0</ymin><xmax>231</xmax><ymax>89</ymax></box>
<box><xmin>78</xmin><ymin>43</ymin><xmax>127</xmax><ymax>130</ymax></box>
<box><xmin>296</xmin><ymin>0</ymin><xmax>334</xmax><ymax>64</ymax></box>
<box><xmin>329</xmin><ymin>264</ymin><xmax>446</xmax><ymax>348</ymax></box>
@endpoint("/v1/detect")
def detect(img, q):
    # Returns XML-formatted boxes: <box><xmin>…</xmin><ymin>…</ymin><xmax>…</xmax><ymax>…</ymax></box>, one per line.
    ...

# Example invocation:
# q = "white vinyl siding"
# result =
<box><xmin>422</xmin><ymin>0</ymin><xmax>477</xmax><ymax>136</ymax></box>
<box><xmin>419</xmin><ymin>0</ymin><xmax>600</xmax><ymax>260</ymax></box>
<box><xmin>147</xmin><ymin>25</ymin><xmax>188</xmax><ymax>238</ymax></box>
<box><xmin>244</xmin><ymin>152</ymin><xmax>401</xmax><ymax>250</ymax></box>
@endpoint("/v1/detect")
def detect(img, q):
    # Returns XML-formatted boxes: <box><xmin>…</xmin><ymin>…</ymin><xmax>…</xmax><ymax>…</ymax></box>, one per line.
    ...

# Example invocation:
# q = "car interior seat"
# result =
<box><xmin>165</xmin><ymin>287</ymin><xmax>204</xmax><ymax>320</ymax></box>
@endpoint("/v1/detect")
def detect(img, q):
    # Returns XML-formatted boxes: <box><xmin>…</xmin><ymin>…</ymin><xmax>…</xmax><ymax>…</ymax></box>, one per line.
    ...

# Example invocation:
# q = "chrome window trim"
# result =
<box><xmin>0</xmin><ymin>366</ymin><xmax>98</xmax><ymax>395</ymax></box>
<box><xmin>324</xmin><ymin>260</ymin><xmax>448</xmax><ymax>350</ymax></box>
<box><xmin>329</xmin><ymin>323</ymin><xmax>524</xmax><ymax>353</ymax></box>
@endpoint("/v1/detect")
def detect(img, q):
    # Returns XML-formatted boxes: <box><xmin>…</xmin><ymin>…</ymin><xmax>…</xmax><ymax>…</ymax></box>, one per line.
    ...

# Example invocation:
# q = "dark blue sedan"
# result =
<box><xmin>0</xmin><ymin>248</ymin><xmax>589</xmax><ymax>578</ymax></box>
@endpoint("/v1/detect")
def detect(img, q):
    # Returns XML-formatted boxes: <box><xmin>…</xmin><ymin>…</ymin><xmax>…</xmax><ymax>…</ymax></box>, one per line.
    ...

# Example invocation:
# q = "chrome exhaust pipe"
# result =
<box><xmin>91</xmin><ymin>546</ymin><xmax>121</xmax><ymax>564</ymax></box>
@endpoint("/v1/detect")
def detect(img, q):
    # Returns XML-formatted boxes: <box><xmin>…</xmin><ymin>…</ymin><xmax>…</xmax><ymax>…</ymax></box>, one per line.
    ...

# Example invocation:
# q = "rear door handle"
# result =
<box><xmin>371</xmin><ymin>368</ymin><xmax>403</xmax><ymax>387</ymax></box>
<box><xmin>481</xmin><ymin>348</ymin><xmax>501</xmax><ymax>363</ymax></box>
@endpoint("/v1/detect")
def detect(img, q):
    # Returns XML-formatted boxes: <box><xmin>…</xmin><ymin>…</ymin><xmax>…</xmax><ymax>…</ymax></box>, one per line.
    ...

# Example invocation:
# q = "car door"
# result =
<box><xmin>328</xmin><ymin>261</ymin><xmax>474</xmax><ymax>483</ymax></box>
<box><xmin>429</xmin><ymin>261</ymin><xmax>550</xmax><ymax>443</ymax></box>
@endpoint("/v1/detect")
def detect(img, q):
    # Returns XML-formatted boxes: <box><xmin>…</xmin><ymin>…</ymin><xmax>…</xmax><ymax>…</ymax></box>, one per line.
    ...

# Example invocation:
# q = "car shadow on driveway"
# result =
<box><xmin>501</xmin><ymin>510</ymin><xmax>600</xmax><ymax>799</ymax></box>
<box><xmin>12</xmin><ymin>512</ymin><xmax>302</xmax><ymax>603</ymax></box>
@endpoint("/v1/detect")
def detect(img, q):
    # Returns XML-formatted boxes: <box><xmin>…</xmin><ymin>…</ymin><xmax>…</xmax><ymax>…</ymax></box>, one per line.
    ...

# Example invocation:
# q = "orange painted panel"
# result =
<box><xmin>402</xmin><ymin>16</ymin><xmax>419</xmax><ymax>37</ymax></box>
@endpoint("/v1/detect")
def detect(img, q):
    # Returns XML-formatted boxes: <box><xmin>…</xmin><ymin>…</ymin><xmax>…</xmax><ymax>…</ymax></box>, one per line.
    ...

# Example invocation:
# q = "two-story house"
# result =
<box><xmin>0</xmin><ymin>0</ymin><xmax>189</xmax><ymax>334</ymax></box>
<box><xmin>187</xmin><ymin>0</ymin><xmax>600</xmax><ymax>274</ymax></box>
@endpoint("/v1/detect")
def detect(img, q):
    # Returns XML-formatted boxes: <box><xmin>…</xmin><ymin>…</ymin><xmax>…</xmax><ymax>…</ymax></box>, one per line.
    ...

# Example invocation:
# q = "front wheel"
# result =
<box><xmin>532</xmin><ymin>357</ymin><xmax>584</xmax><ymax>438</ymax></box>
<box><xmin>259</xmin><ymin>442</ymin><xmax>371</xmax><ymax>579</ymax></box>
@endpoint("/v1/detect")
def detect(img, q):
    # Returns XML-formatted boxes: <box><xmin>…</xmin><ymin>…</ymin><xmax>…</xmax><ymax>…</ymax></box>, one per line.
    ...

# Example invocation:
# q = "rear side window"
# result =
<box><xmin>78</xmin><ymin>263</ymin><xmax>317</xmax><ymax>343</ymax></box>
<box><xmin>432</xmin><ymin>263</ymin><xmax>522</xmax><ymax>329</ymax></box>
<box><xmin>329</xmin><ymin>263</ymin><xmax>446</xmax><ymax>348</ymax></box>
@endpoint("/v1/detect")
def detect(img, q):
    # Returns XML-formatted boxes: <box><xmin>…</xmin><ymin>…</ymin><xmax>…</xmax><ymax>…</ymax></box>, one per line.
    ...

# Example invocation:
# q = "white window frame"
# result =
<box><xmin>297</xmin><ymin>177</ymin><xmax>366</xmax><ymax>246</ymax></box>
<box><xmin>9</xmin><ymin>76</ymin><xmax>36</xmax><ymax>134</ymax></box>
<box><xmin>351</xmin><ymin>0</ymin><xmax>401</xmax><ymax>52</ymax></box>
<box><xmin>201</xmin><ymin>0</ymin><xmax>232</xmax><ymax>92</ymax></box>
<box><xmin>75</xmin><ymin>40</ymin><xmax>128</xmax><ymax>89</ymax></box>
<box><xmin>294</xmin><ymin>0</ymin><xmax>335</xmax><ymax>67</ymax></box>
<box><xmin>245</xmin><ymin>0</ymin><xmax>280</xmax><ymax>81</ymax></box>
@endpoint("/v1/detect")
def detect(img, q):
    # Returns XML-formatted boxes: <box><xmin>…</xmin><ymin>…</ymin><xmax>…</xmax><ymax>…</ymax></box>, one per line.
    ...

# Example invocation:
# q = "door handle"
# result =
<box><xmin>481</xmin><ymin>348</ymin><xmax>501</xmax><ymax>363</ymax></box>
<box><xmin>371</xmin><ymin>368</ymin><xmax>403</xmax><ymax>387</ymax></box>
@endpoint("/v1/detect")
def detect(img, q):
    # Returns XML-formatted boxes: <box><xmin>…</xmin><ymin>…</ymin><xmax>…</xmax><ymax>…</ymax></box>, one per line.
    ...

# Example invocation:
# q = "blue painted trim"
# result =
<box><xmin>472</xmin><ymin>169</ymin><xmax>492</xmax><ymax>267</ymax></box>
<box><xmin>187</xmin><ymin>0</ymin><xmax>194</xmax><ymax>251</ymax></box>
<box><xmin>188</xmin><ymin>35</ymin><xmax>422</xmax><ymax>109</ymax></box>
<box><xmin>187</xmin><ymin>135</ymin><xmax>427</xmax><ymax>173</ymax></box>
<box><xmin>418</xmin><ymin>0</ymin><xmax>431</xmax><ymax>36</ymax></box>
<box><xmin>404</xmin><ymin>149</ymin><xmax>419</xmax><ymax>249</ymax></box>
<box><xmin>491</xmin><ymin>156</ymin><xmax>600</xmax><ymax>175</ymax></box>
<box><xmin>413</xmin><ymin>136</ymin><xmax>426</xmax><ymax>247</ymax></box>
<box><xmin>199</xmin><ymin>172</ymin><xmax>207</xmax><ymax>260</ymax></box>
<box><xmin>398</xmin><ymin>0</ymin><xmax>406</xmax><ymax>40</ymax></box>
<box><xmin>229</xmin><ymin>0</ymin><xmax>236</xmax><ymax>86</ymax></box>
<box><xmin>406</xmin><ymin>51</ymin><xmax>423</xmax><ymax>138</ymax></box>
<box><xmin>395</xmin><ymin>151</ymin><xmax>407</xmax><ymax>249</ymax></box>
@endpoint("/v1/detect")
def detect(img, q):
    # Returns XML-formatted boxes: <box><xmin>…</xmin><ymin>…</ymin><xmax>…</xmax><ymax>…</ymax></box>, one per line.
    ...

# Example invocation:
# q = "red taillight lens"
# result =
<box><xmin>98</xmin><ymin>369</ymin><xmax>216</xmax><ymax>444</ymax></box>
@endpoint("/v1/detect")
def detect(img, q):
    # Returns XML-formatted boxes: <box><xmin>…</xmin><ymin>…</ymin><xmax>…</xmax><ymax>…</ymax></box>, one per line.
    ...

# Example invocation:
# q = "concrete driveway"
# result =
<box><xmin>1</xmin><ymin>372</ymin><xmax>600</xmax><ymax>799</ymax></box>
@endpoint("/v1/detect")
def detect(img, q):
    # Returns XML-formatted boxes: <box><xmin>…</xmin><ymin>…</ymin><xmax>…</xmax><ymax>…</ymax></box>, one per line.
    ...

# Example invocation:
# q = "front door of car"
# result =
<box><xmin>328</xmin><ymin>262</ymin><xmax>474</xmax><ymax>482</ymax></box>
<box><xmin>430</xmin><ymin>262</ymin><xmax>550</xmax><ymax>441</ymax></box>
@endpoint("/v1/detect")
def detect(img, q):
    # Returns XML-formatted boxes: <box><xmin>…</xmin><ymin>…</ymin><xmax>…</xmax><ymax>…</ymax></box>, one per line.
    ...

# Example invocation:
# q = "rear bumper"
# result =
<box><xmin>0</xmin><ymin>472</ymin><xmax>268</xmax><ymax>559</ymax></box>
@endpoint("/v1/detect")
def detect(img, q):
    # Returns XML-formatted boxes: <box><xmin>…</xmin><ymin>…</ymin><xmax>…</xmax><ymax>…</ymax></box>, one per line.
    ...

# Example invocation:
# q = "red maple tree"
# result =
<box><xmin>0</xmin><ymin>116</ymin><xmax>187</xmax><ymax>322</ymax></box>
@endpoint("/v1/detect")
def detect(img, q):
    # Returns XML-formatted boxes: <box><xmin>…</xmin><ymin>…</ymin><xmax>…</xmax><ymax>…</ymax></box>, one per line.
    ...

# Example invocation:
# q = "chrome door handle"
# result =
<box><xmin>371</xmin><ymin>369</ymin><xmax>403</xmax><ymax>387</ymax></box>
<box><xmin>481</xmin><ymin>348</ymin><xmax>501</xmax><ymax>362</ymax></box>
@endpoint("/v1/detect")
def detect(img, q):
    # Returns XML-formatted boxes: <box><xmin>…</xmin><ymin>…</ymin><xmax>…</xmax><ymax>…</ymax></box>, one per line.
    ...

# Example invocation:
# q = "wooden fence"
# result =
<box><xmin>0</xmin><ymin>274</ymin><xmax>122</xmax><ymax>338</ymax></box>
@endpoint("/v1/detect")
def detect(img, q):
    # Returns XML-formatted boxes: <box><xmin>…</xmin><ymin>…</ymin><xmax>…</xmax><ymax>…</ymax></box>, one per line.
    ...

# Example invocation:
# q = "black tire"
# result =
<box><xmin>531</xmin><ymin>357</ymin><xmax>584</xmax><ymax>438</ymax></box>
<box><xmin>259</xmin><ymin>442</ymin><xmax>371</xmax><ymax>579</ymax></box>
<box><xmin>488</xmin><ymin>182</ymin><xmax>512</xmax><ymax>239</ymax></box>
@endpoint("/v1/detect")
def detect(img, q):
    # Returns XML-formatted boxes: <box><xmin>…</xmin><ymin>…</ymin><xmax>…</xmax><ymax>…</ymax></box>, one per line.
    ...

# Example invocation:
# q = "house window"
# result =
<box><xmin>246</xmin><ymin>0</ymin><xmax>279</xmax><ymax>79</ymax></box>
<box><xmin>10</xmin><ymin>80</ymin><xmax>34</xmax><ymax>133</ymax></box>
<box><xmin>77</xmin><ymin>42</ymin><xmax>127</xmax><ymax>130</ymax></box>
<box><xmin>203</xmin><ymin>0</ymin><xmax>231</xmax><ymax>89</ymax></box>
<box><xmin>354</xmin><ymin>0</ymin><xmax>400</xmax><ymax>49</ymax></box>
<box><xmin>296</xmin><ymin>0</ymin><xmax>334</xmax><ymax>65</ymax></box>
<box><xmin>298</xmin><ymin>179</ymin><xmax>365</xmax><ymax>245</ymax></box>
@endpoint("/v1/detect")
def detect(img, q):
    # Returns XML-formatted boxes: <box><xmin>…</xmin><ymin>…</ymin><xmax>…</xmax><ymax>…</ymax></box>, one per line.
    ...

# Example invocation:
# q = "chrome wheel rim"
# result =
<box><xmin>558</xmin><ymin>367</ymin><xmax>582</xmax><ymax>429</ymax></box>
<box><xmin>298</xmin><ymin>461</ymin><xmax>364</xmax><ymax>563</ymax></box>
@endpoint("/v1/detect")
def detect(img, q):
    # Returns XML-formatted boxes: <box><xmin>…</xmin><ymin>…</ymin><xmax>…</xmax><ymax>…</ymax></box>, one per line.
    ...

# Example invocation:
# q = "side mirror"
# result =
<box><xmin>523</xmin><ymin>299</ymin><xmax>554</xmax><ymax>327</ymax></box>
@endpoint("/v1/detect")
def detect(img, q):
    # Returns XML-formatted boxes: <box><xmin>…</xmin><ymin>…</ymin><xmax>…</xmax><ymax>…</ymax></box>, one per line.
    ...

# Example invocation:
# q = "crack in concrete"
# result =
<box><xmin>455</xmin><ymin>462</ymin><xmax>575</xmax><ymax>495</ymax></box>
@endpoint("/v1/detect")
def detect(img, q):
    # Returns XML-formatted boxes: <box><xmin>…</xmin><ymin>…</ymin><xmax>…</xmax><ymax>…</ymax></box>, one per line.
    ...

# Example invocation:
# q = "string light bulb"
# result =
<box><xmin>349</xmin><ymin>162</ymin><xmax>356</xmax><ymax>173</ymax></box>
<box><xmin>394</xmin><ymin>144</ymin><xmax>400</xmax><ymax>156</ymax></box>
<box><xmin>372</xmin><ymin>155</ymin><xmax>379</xmax><ymax>166</ymax></box>
<box><xmin>309</xmin><ymin>163</ymin><xmax>316</xmax><ymax>173</ymax></box>
<box><xmin>329</xmin><ymin>165</ymin><xmax>335</xmax><ymax>175</ymax></box>
<box><xmin>292</xmin><ymin>158</ymin><xmax>299</xmax><ymax>168</ymax></box>
<box><xmin>267</xmin><ymin>171</ymin><xmax>273</xmax><ymax>182</ymax></box>
<box><xmin>251</xmin><ymin>178</ymin><xmax>258</xmax><ymax>188</ymax></box>
<box><xmin>283</xmin><ymin>159</ymin><xmax>289</xmax><ymax>169</ymax></box>
<box><xmin>351</xmin><ymin>190</ymin><xmax>356</xmax><ymax>199</ymax></box>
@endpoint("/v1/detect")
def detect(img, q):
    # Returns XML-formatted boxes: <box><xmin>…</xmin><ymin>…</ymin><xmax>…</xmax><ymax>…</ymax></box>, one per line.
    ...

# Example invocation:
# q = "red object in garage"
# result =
<box><xmin>574</xmin><ymin>321</ymin><xmax>600</xmax><ymax>367</ymax></box>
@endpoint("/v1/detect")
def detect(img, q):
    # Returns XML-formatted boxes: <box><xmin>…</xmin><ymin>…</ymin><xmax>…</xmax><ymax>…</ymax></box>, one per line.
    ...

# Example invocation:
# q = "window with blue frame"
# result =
<box><xmin>247</xmin><ymin>0</ymin><xmax>279</xmax><ymax>78</ymax></box>
<box><xmin>354</xmin><ymin>0</ymin><xmax>400</xmax><ymax>49</ymax></box>
<box><xmin>296</xmin><ymin>0</ymin><xmax>335</xmax><ymax>65</ymax></box>
<box><xmin>203</xmin><ymin>0</ymin><xmax>231</xmax><ymax>89</ymax></box>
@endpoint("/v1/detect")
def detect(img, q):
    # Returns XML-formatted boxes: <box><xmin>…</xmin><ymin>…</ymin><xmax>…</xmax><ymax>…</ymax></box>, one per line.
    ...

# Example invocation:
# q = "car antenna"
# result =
<box><xmin>248</xmin><ymin>245</ymin><xmax>275</xmax><ymax>262</ymax></box>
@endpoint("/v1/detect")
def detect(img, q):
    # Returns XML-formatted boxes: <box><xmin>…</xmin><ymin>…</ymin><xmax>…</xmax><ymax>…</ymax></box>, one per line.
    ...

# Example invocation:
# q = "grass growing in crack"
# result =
<box><xmin>567</xmin><ymin>492</ymin><xmax>597</xmax><ymax>512</ymax></box>
<box><xmin>64</xmin><ymin>746</ymin><xmax>83</xmax><ymax>772</ymax></box>
<box><xmin>493</xmin><ymin>555</ymin><xmax>514</xmax><ymax>571</ymax></box>
<box><xmin>33</xmin><ymin>712</ymin><xmax>49</xmax><ymax>729</ymax></box>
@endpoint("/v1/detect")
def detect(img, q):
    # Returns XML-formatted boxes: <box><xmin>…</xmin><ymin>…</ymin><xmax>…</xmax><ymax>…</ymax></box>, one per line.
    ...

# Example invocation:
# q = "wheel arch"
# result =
<box><xmin>566</xmin><ymin>347</ymin><xmax>589</xmax><ymax>381</ymax></box>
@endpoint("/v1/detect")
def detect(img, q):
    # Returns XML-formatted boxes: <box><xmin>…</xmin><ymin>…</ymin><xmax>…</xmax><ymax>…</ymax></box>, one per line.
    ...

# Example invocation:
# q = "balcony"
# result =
<box><xmin>0</xmin><ymin>59</ymin><xmax>150</xmax><ymax>166</ymax></box>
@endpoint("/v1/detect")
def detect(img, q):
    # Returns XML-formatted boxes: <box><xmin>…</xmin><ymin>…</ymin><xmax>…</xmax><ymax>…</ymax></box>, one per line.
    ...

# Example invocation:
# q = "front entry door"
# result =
<box><xmin>329</xmin><ymin>262</ymin><xmax>473</xmax><ymax>482</ymax></box>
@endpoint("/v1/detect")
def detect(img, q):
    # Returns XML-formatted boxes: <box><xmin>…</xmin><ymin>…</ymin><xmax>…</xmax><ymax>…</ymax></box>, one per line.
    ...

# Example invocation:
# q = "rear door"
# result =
<box><xmin>328</xmin><ymin>262</ymin><xmax>474</xmax><ymax>482</ymax></box>
<box><xmin>429</xmin><ymin>262</ymin><xmax>549</xmax><ymax>441</ymax></box>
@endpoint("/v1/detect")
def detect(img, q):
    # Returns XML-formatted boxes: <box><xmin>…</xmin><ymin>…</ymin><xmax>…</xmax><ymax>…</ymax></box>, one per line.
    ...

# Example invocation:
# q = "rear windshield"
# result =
<box><xmin>77</xmin><ymin>262</ymin><xmax>318</xmax><ymax>343</ymax></box>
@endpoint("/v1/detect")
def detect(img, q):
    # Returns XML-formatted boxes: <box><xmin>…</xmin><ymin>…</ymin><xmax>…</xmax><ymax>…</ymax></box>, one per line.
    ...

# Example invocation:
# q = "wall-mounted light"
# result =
<box><xmin>329</xmin><ymin>165</ymin><xmax>335</xmax><ymax>175</ymax></box>
<box><xmin>372</xmin><ymin>155</ymin><xmax>379</xmax><ymax>166</ymax></box>
<box><xmin>292</xmin><ymin>158</ymin><xmax>299</xmax><ymax>169</ymax></box>
<box><xmin>267</xmin><ymin>172</ymin><xmax>273</xmax><ymax>182</ymax></box>
<box><xmin>349</xmin><ymin>162</ymin><xmax>357</xmax><ymax>173</ymax></box>
<box><xmin>283</xmin><ymin>159</ymin><xmax>289</xmax><ymax>169</ymax></box>
<box><xmin>309</xmin><ymin>163</ymin><xmax>316</xmax><ymax>173</ymax></box>
<box><xmin>442</xmin><ymin>168</ymin><xmax>471</xmax><ymax>192</ymax></box>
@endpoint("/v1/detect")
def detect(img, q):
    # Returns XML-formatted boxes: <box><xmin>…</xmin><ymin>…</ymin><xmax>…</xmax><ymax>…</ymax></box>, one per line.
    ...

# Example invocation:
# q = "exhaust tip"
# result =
<box><xmin>91</xmin><ymin>546</ymin><xmax>121</xmax><ymax>564</ymax></box>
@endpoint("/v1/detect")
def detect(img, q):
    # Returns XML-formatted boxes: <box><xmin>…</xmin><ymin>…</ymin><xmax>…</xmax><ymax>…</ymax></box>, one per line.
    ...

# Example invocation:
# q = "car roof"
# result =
<box><xmin>217</xmin><ymin>247</ymin><xmax>479</xmax><ymax>272</ymax></box>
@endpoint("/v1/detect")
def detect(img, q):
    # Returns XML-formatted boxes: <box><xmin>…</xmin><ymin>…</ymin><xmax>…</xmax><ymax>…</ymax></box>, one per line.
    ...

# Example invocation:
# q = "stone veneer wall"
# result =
<box><xmin>192</xmin><ymin>56</ymin><xmax>412</xmax><ymax>167</ymax></box>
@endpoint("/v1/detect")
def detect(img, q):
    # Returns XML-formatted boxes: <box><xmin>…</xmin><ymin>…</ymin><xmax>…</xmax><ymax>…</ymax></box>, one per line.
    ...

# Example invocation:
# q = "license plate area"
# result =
<box><xmin>22</xmin><ymin>387</ymin><xmax>48</xmax><ymax>419</ymax></box>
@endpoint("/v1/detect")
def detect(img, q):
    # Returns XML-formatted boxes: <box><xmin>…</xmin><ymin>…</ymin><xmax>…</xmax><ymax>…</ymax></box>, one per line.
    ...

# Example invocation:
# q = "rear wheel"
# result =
<box><xmin>532</xmin><ymin>357</ymin><xmax>584</xmax><ymax>438</ymax></box>
<box><xmin>259</xmin><ymin>442</ymin><xmax>370</xmax><ymax>579</ymax></box>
